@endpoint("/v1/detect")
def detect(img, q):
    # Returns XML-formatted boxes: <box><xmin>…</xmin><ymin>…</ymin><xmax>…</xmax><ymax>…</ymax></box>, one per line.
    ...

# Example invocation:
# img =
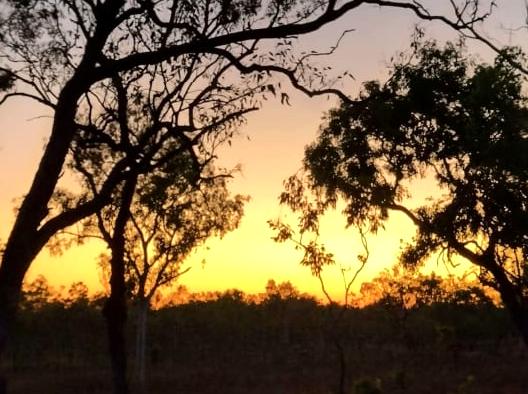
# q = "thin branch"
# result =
<box><xmin>204</xmin><ymin>47</ymin><xmax>354</xmax><ymax>103</ymax></box>
<box><xmin>0</xmin><ymin>92</ymin><xmax>56</xmax><ymax>109</ymax></box>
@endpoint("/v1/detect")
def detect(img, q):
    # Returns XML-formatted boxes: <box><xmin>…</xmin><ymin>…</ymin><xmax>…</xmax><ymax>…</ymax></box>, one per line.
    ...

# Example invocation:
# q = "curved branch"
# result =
<box><xmin>386</xmin><ymin>202</ymin><xmax>491</xmax><ymax>270</ymax></box>
<box><xmin>205</xmin><ymin>47</ymin><xmax>353</xmax><ymax>103</ymax></box>
<box><xmin>0</xmin><ymin>92</ymin><xmax>56</xmax><ymax>109</ymax></box>
<box><xmin>94</xmin><ymin>0</ymin><xmax>367</xmax><ymax>78</ymax></box>
<box><xmin>35</xmin><ymin>159</ymin><xmax>132</xmax><ymax>248</ymax></box>
<box><xmin>366</xmin><ymin>0</ymin><xmax>492</xmax><ymax>30</ymax></box>
<box><xmin>96</xmin><ymin>0</ymin><xmax>497</xmax><ymax>82</ymax></box>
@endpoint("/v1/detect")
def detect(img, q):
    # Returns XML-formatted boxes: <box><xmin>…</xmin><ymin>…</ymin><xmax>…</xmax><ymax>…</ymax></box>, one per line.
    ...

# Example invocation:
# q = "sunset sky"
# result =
<box><xmin>0</xmin><ymin>2</ymin><xmax>524</xmax><ymax>301</ymax></box>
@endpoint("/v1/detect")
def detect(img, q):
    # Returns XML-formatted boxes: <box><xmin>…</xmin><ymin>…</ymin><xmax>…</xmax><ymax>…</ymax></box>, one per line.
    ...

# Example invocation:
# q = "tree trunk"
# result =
<box><xmin>495</xmin><ymin>283</ymin><xmax>528</xmax><ymax>347</ymax></box>
<box><xmin>0</xmin><ymin>6</ymin><xmax>127</xmax><ymax>392</ymax></box>
<box><xmin>103</xmin><ymin>286</ymin><xmax>129</xmax><ymax>394</ymax></box>
<box><xmin>135</xmin><ymin>299</ymin><xmax>149</xmax><ymax>394</ymax></box>
<box><xmin>334</xmin><ymin>338</ymin><xmax>347</xmax><ymax>394</ymax></box>
<box><xmin>103</xmin><ymin>175</ymin><xmax>138</xmax><ymax>394</ymax></box>
<box><xmin>0</xmin><ymin>79</ymin><xmax>87</xmax><ymax>393</ymax></box>
<box><xmin>483</xmin><ymin>257</ymin><xmax>528</xmax><ymax>347</ymax></box>
<box><xmin>511</xmin><ymin>309</ymin><xmax>528</xmax><ymax>347</ymax></box>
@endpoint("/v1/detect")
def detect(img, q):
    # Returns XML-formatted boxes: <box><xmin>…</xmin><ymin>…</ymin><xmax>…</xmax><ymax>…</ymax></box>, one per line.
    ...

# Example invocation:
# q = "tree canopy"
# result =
<box><xmin>282</xmin><ymin>39</ymin><xmax>528</xmax><ymax>343</ymax></box>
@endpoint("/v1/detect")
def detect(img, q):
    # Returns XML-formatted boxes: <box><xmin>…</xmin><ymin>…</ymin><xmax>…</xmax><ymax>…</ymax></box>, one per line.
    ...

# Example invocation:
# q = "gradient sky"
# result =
<box><xmin>0</xmin><ymin>1</ymin><xmax>524</xmax><ymax>301</ymax></box>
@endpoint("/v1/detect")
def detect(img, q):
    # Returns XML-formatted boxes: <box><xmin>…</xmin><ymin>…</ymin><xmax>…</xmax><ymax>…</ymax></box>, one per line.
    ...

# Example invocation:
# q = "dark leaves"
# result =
<box><xmin>0</xmin><ymin>69</ymin><xmax>14</xmax><ymax>92</ymax></box>
<box><xmin>297</xmin><ymin>39</ymin><xmax>528</xmax><ymax>282</ymax></box>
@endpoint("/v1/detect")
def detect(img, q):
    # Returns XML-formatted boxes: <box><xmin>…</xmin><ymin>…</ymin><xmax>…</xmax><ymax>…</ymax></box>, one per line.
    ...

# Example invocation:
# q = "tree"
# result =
<box><xmin>19</xmin><ymin>276</ymin><xmax>54</xmax><ymax>311</ymax></box>
<box><xmin>269</xmin><ymin>178</ymin><xmax>370</xmax><ymax>394</ymax></box>
<box><xmin>95</xmin><ymin>162</ymin><xmax>246</xmax><ymax>393</ymax></box>
<box><xmin>287</xmin><ymin>39</ymin><xmax>528</xmax><ymax>344</ymax></box>
<box><xmin>55</xmin><ymin>53</ymin><xmax>252</xmax><ymax>391</ymax></box>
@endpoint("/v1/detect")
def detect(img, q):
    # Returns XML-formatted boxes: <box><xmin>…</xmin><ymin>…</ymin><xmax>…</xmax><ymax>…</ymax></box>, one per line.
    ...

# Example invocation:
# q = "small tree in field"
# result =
<box><xmin>54</xmin><ymin>54</ymin><xmax>252</xmax><ymax>390</ymax></box>
<box><xmin>284</xmin><ymin>40</ymin><xmax>528</xmax><ymax>345</ymax></box>
<box><xmin>97</xmin><ymin>163</ymin><xmax>246</xmax><ymax>392</ymax></box>
<box><xmin>269</xmin><ymin>186</ymin><xmax>369</xmax><ymax>394</ymax></box>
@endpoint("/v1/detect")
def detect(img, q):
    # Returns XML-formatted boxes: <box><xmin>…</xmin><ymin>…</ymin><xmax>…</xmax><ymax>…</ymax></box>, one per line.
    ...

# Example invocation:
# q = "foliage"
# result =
<box><xmin>19</xmin><ymin>276</ymin><xmax>54</xmax><ymax>310</ymax></box>
<box><xmin>269</xmin><ymin>178</ymin><xmax>369</xmax><ymax>306</ymax></box>
<box><xmin>0</xmin><ymin>0</ymin><xmax>395</xmax><ymax>327</ymax></box>
<box><xmin>358</xmin><ymin>267</ymin><xmax>496</xmax><ymax>309</ymax></box>
<box><xmin>283</xmin><ymin>38</ymin><xmax>528</xmax><ymax>342</ymax></box>
<box><xmin>95</xmin><ymin>162</ymin><xmax>247</xmax><ymax>304</ymax></box>
<box><xmin>264</xmin><ymin>279</ymin><xmax>302</xmax><ymax>301</ymax></box>
<box><xmin>0</xmin><ymin>0</ymin><xmax>500</xmax><ymax>269</ymax></box>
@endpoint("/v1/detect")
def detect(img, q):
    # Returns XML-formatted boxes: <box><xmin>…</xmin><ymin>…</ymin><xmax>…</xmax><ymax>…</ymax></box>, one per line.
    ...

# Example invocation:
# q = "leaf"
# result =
<box><xmin>280</xmin><ymin>92</ymin><xmax>290</xmax><ymax>106</ymax></box>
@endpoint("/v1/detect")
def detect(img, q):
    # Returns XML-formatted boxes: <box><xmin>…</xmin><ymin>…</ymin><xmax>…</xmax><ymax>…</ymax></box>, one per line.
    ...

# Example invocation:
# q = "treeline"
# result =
<box><xmin>5</xmin><ymin>272</ymin><xmax>527</xmax><ymax>394</ymax></box>
<box><xmin>16</xmin><ymin>269</ymin><xmax>499</xmax><ymax>311</ymax></box>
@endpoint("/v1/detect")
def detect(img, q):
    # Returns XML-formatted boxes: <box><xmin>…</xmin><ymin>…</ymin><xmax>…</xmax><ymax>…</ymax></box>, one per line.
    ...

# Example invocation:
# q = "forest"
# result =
<box><xmin>7</xmin><ymin>272</ymin><xmax>527</xmax><ymax>394</ymax></box>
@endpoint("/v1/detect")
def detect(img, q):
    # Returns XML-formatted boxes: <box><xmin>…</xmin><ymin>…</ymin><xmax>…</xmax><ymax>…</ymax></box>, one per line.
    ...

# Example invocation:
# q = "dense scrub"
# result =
<box><xmin>4</xmin><ymin>276</ymin><xmax>528</xmax><ymax>394</ymax></box>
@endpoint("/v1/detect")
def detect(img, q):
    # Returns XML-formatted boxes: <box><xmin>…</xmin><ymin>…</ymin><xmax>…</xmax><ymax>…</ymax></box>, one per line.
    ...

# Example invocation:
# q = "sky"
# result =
<box><xmin>0</xmin><ymin>1</ymin><xmax>525</xmax><ymax>301</ymax></box>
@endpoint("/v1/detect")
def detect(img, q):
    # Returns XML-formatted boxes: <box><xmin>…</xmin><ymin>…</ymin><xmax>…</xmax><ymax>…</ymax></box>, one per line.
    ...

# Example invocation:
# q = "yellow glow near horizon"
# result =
<box><xmin>0</xmin><ymin>3</ymin><xmax>524</xmax><ymax>301</ymax></box>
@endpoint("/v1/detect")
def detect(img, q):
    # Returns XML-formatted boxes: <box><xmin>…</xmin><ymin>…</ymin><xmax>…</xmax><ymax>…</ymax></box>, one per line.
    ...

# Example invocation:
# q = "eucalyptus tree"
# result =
<box><xmin>282</xmin><ymin>40</ymin><xmax>528</xmax><ymax>345</ymax></box>
<box><xmin>95</xmin><ymin>161</ymin><xmax>246</xmax><ymax>393</ymax></box>
<box><xmin>57</xmin><ymin>58</ymin><xmax>250</xmax><ymax>391</ymax></box>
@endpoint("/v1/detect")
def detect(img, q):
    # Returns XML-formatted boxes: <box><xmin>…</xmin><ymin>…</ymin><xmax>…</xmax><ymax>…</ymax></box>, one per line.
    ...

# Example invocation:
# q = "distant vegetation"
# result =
<box><xmin>5</xmin><ymin>271</ymin><xmax>527</xmax><ymax>394</ymax></box>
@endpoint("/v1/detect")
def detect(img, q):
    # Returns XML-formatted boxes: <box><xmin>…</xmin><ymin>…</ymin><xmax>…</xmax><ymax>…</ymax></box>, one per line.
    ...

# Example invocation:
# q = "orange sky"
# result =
<box><xmin>0</xmin><ymin>2</ymin><xmax>524</xmax><ymax>301</ymax></box>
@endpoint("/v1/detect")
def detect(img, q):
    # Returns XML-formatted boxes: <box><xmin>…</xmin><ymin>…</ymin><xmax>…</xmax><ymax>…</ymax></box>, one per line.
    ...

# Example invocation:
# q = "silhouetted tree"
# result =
<box><xmin>44</xmin><ymin>47</ymin><xmax>257</xmax><ymax>390</ymax></box>
<box><xmin>64</xmin><ymin>282</ymin><xmax>90</xmax><ymax>308</ymax></box>
<box><xmin>6</xmin><ymin>273</ymin><xmax>525</xmax><ymax>393</ymax></box>
<box><xmin>49</xmin><ymin>50</ymin><xmax>253</xmax><ymax>389</ymax></box>
<box><xmin>286</xmin><ymin>39</ymin><xmax>528</xmax><ymax>345</ymax></box>
<box><xmin>19</xmin><ymin>276</ymin><xmax>54</xmax><ymax>311</ymax></box>
<box><xmin>269</xmin><ymin>197</ymin><xmax>369</xmax><ymax>394</ymax></box>
<box><xmin>95</xmin><ymin>161</ymin><xmax>246</xmax><ymax>393</ymax></box>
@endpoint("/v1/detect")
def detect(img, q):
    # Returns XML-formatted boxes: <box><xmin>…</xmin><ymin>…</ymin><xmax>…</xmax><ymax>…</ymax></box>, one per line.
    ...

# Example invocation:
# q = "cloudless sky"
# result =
<box><xmin>0</xmin><ymin>1</ymin><xmax>525</xmax><ymax>301</ymax></box>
